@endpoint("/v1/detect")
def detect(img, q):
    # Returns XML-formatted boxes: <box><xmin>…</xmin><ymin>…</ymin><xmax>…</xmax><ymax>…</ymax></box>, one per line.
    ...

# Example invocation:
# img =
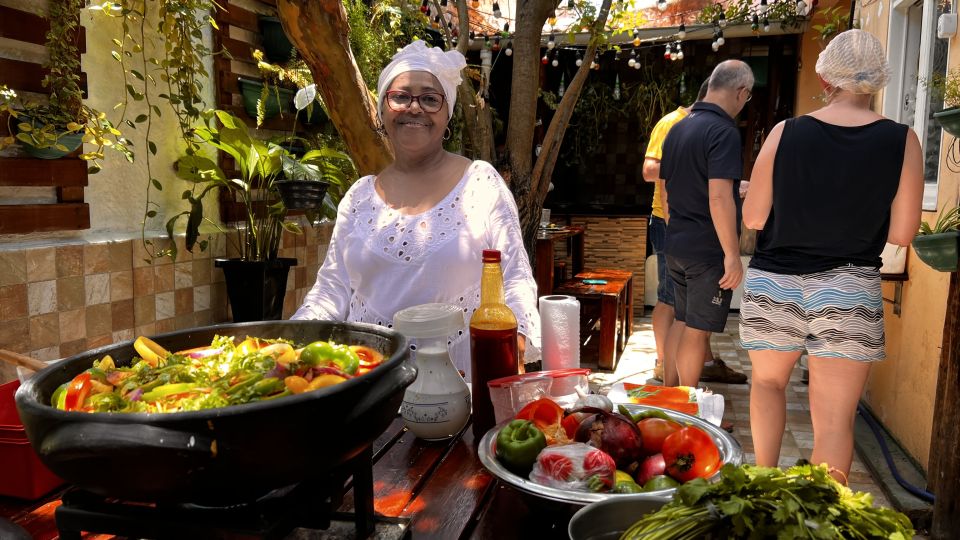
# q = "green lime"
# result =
<box><xmin>642</xmin><ymin>475</ymin><xmax>681</xmax><ymax>492</ymax></box>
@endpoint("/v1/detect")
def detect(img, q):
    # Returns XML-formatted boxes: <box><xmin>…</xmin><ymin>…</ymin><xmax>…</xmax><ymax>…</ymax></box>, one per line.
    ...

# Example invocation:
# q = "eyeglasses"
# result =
<box><xmin>741</xmin><ymin>87</ymin><xmax>753</xmax><ymax>102</ymax></box>
<box><xmin>384</xmin><ymin>90</ymin><xmax>446</xmax><ymax>113</ymax></box>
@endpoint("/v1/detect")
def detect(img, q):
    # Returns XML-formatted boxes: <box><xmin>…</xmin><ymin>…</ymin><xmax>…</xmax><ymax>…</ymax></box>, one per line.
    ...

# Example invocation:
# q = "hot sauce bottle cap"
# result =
<box><xmin>482</xmin><ymin>249</ymin><xmax>501</xmax><ymax>263</ymax></box>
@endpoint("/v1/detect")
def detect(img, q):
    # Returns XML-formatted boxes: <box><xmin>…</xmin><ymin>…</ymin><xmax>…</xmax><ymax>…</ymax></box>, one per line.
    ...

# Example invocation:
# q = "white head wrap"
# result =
<box><xmin>815</xmin><ymin>29</ymin><xmax>890</xmax><ymax>94</ymax></box>
<box><xmin>377</xmin><ymin>40</ymin><xmax>467</xmax><ymax>121</ymax></box>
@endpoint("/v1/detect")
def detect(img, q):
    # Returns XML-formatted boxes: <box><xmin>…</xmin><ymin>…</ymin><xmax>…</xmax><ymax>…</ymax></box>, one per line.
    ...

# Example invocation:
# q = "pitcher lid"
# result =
<box><xmin>393</xmin><ymin>303</ymin><xmax>465</xmax><ymax>338</ymax></box>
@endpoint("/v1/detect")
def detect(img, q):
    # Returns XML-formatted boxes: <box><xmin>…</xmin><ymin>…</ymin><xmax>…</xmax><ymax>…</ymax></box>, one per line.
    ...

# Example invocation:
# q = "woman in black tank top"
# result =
<box><xmin>737</xmin><ymin>30</ymin><xmax>924</xmax><ymax>486</ymax></box>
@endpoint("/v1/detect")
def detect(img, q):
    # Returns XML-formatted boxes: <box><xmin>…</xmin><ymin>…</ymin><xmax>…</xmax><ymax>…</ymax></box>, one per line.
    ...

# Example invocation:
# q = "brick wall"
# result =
<box><xmin>0</xmin><ymin>221</ymin><xmax>332</xmax><ymax>384</ymax></box>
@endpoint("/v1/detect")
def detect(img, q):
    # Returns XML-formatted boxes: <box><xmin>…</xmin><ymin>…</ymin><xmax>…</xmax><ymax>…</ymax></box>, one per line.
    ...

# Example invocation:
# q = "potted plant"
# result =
<box><xmin>176</xmin><ymin>110</ymin><xmax>301</xmax><ymax>321</ymax></box>
<box><xmin>913</xmin><ymin>203</ymin><xmax>960</xmax><ymax>272</ymax></box>
<box><xmin>927</xmin><ymin>69</ymin><xmax>960</xmax><ymax>138</ymax></box>
<box><xmin>0</xmin><ymin>0</ymin><xmax>128</xmax><ymax>169</ymax></box>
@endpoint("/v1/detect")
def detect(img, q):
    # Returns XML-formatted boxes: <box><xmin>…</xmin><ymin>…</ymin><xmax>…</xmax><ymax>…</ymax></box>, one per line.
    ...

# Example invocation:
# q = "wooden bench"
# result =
<box><xmin>554</xmin><ymin>269</ymin><xmax>634</xmax><ymax>370</ymax></box>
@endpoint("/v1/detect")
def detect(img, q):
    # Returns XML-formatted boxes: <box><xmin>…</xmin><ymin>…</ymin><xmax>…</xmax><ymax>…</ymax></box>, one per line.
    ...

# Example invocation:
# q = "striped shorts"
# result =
<box><xmin>739</xmin><ymin>265</ymin><xmax>885</xmax><ymax>361</ymax></box>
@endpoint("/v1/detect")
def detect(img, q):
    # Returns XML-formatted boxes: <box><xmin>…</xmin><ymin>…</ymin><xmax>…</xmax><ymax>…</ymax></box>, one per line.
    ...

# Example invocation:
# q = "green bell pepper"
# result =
<box><xmin>141</xmin><ymin>382</ymin><xmax>199</xmax><ymax>402</ymax></box>
<box><xmin>299</xmin><ymin>340</ymin><xmax>360</xmax><ymax>375</ymax></box>
<box><xmin>495</xmin><ymin>419</ymin><xmax>547</xmax><ymax>474</ymax></box>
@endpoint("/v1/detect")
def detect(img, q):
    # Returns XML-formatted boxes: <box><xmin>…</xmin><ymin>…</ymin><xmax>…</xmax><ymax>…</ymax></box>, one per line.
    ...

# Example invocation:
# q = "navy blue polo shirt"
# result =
<box><xmin>660</xmin><ymin>101</ymin><xmax>742</xmax><ymax>262</ymax></box>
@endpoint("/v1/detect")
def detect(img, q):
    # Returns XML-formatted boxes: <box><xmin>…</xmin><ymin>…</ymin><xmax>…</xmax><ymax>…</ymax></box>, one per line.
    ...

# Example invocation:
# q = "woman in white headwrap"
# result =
<box><xmin>292</xmin><ymin>41</ymin><xmax>540</xmax><ymax>380</ymax></box>
<box><xmin>739</xmin><ymin>29</ymin><xmax>923</xmax><ymax>484</ymax></box>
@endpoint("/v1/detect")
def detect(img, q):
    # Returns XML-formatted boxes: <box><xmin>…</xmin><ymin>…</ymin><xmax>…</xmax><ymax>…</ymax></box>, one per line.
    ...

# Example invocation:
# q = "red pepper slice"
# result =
<box><xmin>515</xmin><ymin>398</ymin><xmax>564</xmax><ymax>430</ymax></box>
<box><xmin>63</xmin><ymin>373</ymin><xmax>92</xmax><ymax>411</ymax></box>
<box><xmin>561</xmin><ymin>414</ymin><xmax>581</xmax><ymax>439</ymax></box>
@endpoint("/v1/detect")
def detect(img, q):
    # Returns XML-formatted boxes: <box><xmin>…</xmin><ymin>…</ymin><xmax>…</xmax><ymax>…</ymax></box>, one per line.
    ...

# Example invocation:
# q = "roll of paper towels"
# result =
<box><xmin>539</xmin><ymin>295</ymin><xmax>580</xmax><ymax>370</ymax></box>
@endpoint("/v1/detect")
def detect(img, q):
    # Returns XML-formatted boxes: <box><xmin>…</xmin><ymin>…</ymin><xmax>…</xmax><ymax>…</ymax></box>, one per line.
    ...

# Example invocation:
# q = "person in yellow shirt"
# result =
<box><xmin>642</xmin><ymin>78</ymin><xmax>746</xmax><ymax>387</ymax></box>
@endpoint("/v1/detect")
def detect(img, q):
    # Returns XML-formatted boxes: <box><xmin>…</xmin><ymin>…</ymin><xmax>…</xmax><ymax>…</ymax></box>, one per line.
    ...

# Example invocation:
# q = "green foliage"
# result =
<box><xmin>0</xmin><ymin>0</ymin><xmax>129</xmax><ymax>170</ymax></box>
<box><xmin>924</xmin><ymin>68</ymin><xmax>960</xmax><ymax>109</ymax></box>
<box><xmin>90</xmin><ymin>0</ymin><xmax>217</xmax><ymax>261</ymax></box>
<box><xmin>812</xmin><ymin>5</ymin><xmax>856</xmax><ymax>44</ymax></box>
<box><xmin>919</xmin><ymin>203</ymin><xmax>960</xmax><ymax>235</ymax></box>
<box><xmin>176</xmin><ymin>110</ymin><xmax>294</xmax><ymax>262</ymax></box>
<box><xmin>622</xmin><ymin>463</ymin><xmax>915</xmax><ymax>539</ymax></box>
<box><xmin>696</xmin><ymin>0</ymin><xmax>807</xmax><ymax>31</ymax></box>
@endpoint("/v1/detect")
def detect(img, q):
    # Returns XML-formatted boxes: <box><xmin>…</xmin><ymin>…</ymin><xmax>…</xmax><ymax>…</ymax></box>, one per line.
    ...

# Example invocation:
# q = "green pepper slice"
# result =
<box><xmin>299</xmin><ymin>341</ymin><xmax>360</xmax><ymax>375</ymax></box>
<box><xmin>51</xmin><ymin>382</ymin><xmax>69</xmax><ymax>409</ymax></box>
<box><xmin>141</xmin><ymin>382</ymin><xmax>199</xmax><ymax>402</ymax></box>
<box><xmin>495</xmin><ymin>419</ymin><xmax>547</xmax><ymax>475</ymax></box>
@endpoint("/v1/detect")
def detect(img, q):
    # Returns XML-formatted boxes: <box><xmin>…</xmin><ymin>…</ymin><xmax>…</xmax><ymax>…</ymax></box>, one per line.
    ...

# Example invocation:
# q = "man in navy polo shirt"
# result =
<box><xmin>660</xmin><ymin>60</ymin><xmax>754</xmax><ymax>387</ymax></box>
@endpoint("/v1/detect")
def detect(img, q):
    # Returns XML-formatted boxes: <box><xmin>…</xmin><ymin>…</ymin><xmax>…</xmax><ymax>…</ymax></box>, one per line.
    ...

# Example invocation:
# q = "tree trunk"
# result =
<box><xmin>276</xmin><ymin>0</ymin><xmax>392</xmax><ymax>176</ymax></box>
<box><xmin>450</xmin><ymin>0</ymin><xmax>494</xmax><ymax>162</ymax></box>
<box><xmin>930</xmin><ymin>270</ymin><xmax>960</xmax><ymax>538</ymax></box>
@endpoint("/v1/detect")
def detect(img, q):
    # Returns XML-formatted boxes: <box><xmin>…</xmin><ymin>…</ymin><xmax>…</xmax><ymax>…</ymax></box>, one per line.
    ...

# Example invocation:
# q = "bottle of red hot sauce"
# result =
<box><xmin>469</xmin><ymin>249</ymin><xmax>520</xmax><ymax>440</ymax></box>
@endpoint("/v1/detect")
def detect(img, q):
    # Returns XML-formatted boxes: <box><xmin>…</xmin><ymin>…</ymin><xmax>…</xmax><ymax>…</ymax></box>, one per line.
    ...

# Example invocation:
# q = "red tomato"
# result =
<box><xmin>538</xmin><ymin>452</ymin><xmax>574</xmax><ymax>481</ymax></box>
<box><xmin>63</xmin><ymin>373</ymin><xmax>92</xmax><ymax>411</ymax></box>
<box><xmin>661</xmin><ymin>426</ymin><xmax>721</xmax><ymax>482</ymax></box>
<box><xmin>582</xmin><ymin>448</ymin><xmax>616</xmax><ymax>489</ymax></box>
<box><xmin>636</xmin><ymin>417</ymin><xmax>683</xmax><ymax>455</ymax></box>
<box><xmin>515</xmin><ymin>398</ymin><xmax>564</xmax><ymax>430</ymax></box>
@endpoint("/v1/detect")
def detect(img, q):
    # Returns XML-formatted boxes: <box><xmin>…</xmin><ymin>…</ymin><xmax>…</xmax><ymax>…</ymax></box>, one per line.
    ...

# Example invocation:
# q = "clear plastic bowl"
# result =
<box><xmin>487</xmin><ymin>368</ymin><xmax>591</xmax><ymax>423</ymax></box>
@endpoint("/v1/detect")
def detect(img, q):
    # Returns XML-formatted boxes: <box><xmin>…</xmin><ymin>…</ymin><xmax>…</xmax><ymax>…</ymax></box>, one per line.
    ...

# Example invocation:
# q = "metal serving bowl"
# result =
<box><xmin>567</xmin><ymin>494</ymin><xmax>671</xmax><ymax>540</ymax></box>
<box><xmin>477</xmin><ymin>403</ymin><xmax>742</xmax><ymax>506</ymax></box>
<box><xmin>15</xmin><ymin>320</ymin><xmax>416</xmax><ymax>504</ymax></box>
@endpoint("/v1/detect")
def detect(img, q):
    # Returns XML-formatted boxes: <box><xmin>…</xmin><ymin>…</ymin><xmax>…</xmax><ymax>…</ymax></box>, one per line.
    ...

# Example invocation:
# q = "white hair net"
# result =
<box><xmin>815</xmin><ymin>29</ymin><xmax>890</xmax><ymax>94</ymax></box>
<box><xmin>377</xmin><ymin>40</ymin><xmax>467</xmax><ymax>121</ymax></box>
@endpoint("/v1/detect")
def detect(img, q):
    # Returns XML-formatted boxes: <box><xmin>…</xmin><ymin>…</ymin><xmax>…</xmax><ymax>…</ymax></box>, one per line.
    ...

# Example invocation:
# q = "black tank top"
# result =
<box><xmin>750</xmin><ymin>115</ymin><xmax>909</xmax><ymax>275</ymax></box>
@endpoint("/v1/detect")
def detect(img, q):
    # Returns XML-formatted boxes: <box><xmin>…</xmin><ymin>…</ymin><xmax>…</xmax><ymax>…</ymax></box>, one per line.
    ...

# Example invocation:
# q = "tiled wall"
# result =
<box><xmin>0</xmin><ymin>221</ymin><xmax>332</xmax><ymax>384</ymax></box>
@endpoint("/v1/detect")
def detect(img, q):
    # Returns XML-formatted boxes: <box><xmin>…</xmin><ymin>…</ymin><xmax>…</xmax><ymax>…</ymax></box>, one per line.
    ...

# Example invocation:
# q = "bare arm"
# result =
<box><xmin>709</xmin><ymin>179</ymin><xmax>743</xmax><ymax>290</ymax></box>
<box><xmin>660</xmin><ymin>180</ymin><xmax>669</xmax><ymax>223</ymax></box>
<box><xmin>887</xmin><ymin>130</ymin><xmax>924</xmax><ymax>246</ymax></box>
<box><xmin>642</xmin><ymin>157</ymin><xmax>660</xmax><ymax>183</ymax></box>
<box><xmin>742</xmin><ymin>121</ymin><xmax>784</xmax><ymax>230</ymax></box>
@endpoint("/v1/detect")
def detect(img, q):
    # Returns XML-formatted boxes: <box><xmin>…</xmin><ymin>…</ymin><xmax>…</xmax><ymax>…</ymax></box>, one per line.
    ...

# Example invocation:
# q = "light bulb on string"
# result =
<box><xmin>484</xmin><ymin>34</ymin><xmax>490</xmax><ymax>48</ymax></box>
<box><xmin>711</xmin><ymin>40</ymin><xmax>720</xmax><ymax>51</ymax></box>
<box><xmin>471</xmin><ymin>0</ymin><xmax>479</xmax><ymax>8</ymax></box>
<box><xmin>633</xmin><ymin>59</ymin><xmax>641</xmax><ymax>69</ymax></box>
<box><xmin>614</xmin><ymin>49</ymin><xmax>621</xmax><ymax>61</ymax></box>
<box><xmin>717</xmin><ymin>31</ymin><xmax>725</xmax><ymax>46</ymax></box>
<box><xmin>763</xmin><ymin>17</ymin><xmax>770</xmax><ymax>32</ymax></box>
<box><xmin>664</xmin><ymin>43</ymin><xmax>671</xmax><ymax>60</ymax></box>
<box><xmin>676</xmin><ymin>42</ymin><xmax>684</xmax><ymax>60</ymax></box>
<box><xmin>657</xmin><ymin>0</ymin><xmax>667</xmax><ymax>12</ymax></box>
<box><xmin>547</xmin><ymin>33</ymin><xmax>556</xmax><ymax>49</ymax></box>
<box><xmin>419</xmin><ymin>0</ymin><xmax>428</xmax><ymax>13</ymax></box>
<box><xmin>613</xmin><ymin>74</ymin><xmax>621</xmax><ymax>100</ymax></box>
<box><xmin>548</xmin><ymin>10</ymin><xmax>557</xmax><ymax>27</ymax></box>
<box><xmin>632</xmin><ymin>29</ymin><xmax>640</xmax><ymax>47</ymax></box>
<box><xmin>751</xmin><ymin>13</ymin><xmax>759</xmax><ymax>32</ymax></box>
<box><xmin>492</xmin><ymin>35</ymin><xmax>501</xmax><ymax>51</ymax></box>
<box><xmin>670</xmin><ymin>45</ymin><xmax>678</xmax><ymax>61</ymax></box>
<box><xmin>505</xmin><ymin>41</ymin><xmax>513</xmax><ymax>55</ymax></box>
<box><xmin>558</xmin><ymin>73</ymin><xmax>566</xmax><ymax>97</ymax></box>
<box><xmin>503</xmin><ymin>22</ymin><xmax>510</xmax><ymax>32</ymax></box>
<box><xmin>552</xmin><ymin>57</ymin><xmax>559</xmax><ymax>67</ymax></box>
<box><xmin>492</xmin><ymin>2</ymin><xmax>502</xmax><ymax>18</ymax></box>
<box><xmin>718</xmin><ymin>9</ymin><xmax>727</xmax><ymax>28</ymax></box>
<box><xmin>432</xmin><ymin>15</ymin><xmax>440</xmax><ymax>29</ymax></box>
<box><xmin>678</xmin><ymin>22</ymin><xmax>686</xmax><ymax>39</ymax></box>
<box><xmin>575</xmin><ymin>53</ymin><xmax>583</xmax><ymax>67</ymax></box>
<box><xmin>542</xmin><ymin>54</ymin><xmax>549</xmax><ymax>65</ymax></box>
<box><xmin>468</xmin><ymin>31</ymin><xmax>475</xmax><ymax>46</ymax></box>
<box><xmin>628</xmin><ymin>49</ymin><xmax>637</xmax><ymax>68</ymax></box>
<box><xmin>591</xmin><ymin>59</ymin><xmax>599</xmax><ymax>70</ymax></box>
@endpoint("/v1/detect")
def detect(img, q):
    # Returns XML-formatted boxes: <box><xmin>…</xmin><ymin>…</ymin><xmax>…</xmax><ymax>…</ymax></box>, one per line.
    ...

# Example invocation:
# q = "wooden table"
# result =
<box><xmin>0</xmin><ymin>417</ymin><xmax>577</xmax><ymax>539</ymax></box>
<box><xmin>535</xmin><ymin>226</ymin><xmax>585</xmax><ymax>298</ymax></box>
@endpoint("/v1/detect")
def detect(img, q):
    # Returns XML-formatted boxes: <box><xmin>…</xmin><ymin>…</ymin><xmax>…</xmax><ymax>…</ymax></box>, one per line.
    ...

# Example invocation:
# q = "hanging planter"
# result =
<box><xmin>238</xmin><ymin>77</ymin><xmax>294</xmax><ymax>121</ymax></box>
<box><xmin>912</xmin><ymin>231</ymin><xmax>959</xmax><ymax>272</ymax></box>
<box><xmin>258</xmin><ymin>16</ymin><xmax>295</xmax><ymax>63</ymax></box>
<box><xmin>12</xmin><ymin>115</ymin><xmax>84</xmax><ymax>159</ymax></box>
<box><xmin>934</xmin><ymin>108</ymin><xmax>960</xmax><ymax>138</ymax></box>
<box><xmin>276</xmin><ymin>179</ymin><xmax>330</xmax><ymax>210</ymax></box>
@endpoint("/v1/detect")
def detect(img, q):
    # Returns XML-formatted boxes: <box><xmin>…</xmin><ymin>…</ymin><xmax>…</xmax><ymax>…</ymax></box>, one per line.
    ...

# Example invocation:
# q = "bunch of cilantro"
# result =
<box><xmin>621</xmin><ymin>463</ymin><xmax>914</xmax><ymax>539</ymax></box>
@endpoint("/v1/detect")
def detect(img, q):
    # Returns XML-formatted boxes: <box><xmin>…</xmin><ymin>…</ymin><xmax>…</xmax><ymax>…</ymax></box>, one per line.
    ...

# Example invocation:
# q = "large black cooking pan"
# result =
<box><xmin>14</xmin><ymin>321</ymin><xmax>416</xmax><ymax>504</ymax></box>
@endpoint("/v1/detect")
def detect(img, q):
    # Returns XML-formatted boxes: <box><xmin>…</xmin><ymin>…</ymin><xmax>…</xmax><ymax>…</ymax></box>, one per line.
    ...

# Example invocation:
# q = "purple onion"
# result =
<box><xmin>187</xmin><ymin>347</ymin><xmax>223</xmax><ymax>359</ymax></box>
<box><xmin>265</xmin><ymin>364</ymin><xmax>288</xmax><ymax>379</ymax></box>
<box><xmin>128</xmin><ymin>388</ymin><xmax>143</xmax><ymax>402</ymax></box>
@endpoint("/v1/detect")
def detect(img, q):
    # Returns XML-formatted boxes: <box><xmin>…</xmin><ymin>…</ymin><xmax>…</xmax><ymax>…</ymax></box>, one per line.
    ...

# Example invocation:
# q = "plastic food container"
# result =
<box><xmin>487</xmin><ymin>368</ymin><xmax>590</xmax><ymax>424</ymax></box>
<box><xmin>0</xmin><ymin>381</ymin><xmax>63</xmax><ymax>499</ymax></box>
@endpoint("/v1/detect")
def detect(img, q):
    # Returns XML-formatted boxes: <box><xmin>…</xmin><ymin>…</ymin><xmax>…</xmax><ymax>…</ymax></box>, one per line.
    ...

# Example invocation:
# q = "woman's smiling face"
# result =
<box><xmin>382</xmin><ymin>71</ymin><xmax>449</xmax><ymax>154</ymax></box>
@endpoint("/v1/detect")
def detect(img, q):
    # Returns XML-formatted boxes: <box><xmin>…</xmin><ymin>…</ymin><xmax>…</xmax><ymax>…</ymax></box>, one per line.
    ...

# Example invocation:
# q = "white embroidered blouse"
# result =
<box><xmin>291</xmin><ymin>160</ymin><xmax>541</xmax><ymax>379</ymax></box>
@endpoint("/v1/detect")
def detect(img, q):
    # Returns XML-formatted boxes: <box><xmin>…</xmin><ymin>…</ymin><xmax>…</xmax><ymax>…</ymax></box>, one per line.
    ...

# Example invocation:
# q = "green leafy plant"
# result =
<box><xmin>919</xmin><ymin>203</ymin><xmax>960</xmax><ymax>235</ymax></box>
<box><xmin>924</xmin><ymin>69</ymin><xmax>960</xmax><ymax>109</ymax></box>
<box><xmin>0</xmin><ymin>0</ymin><xmax>129</xmax><ymax>169</ymax></box>
<box><xmin>812</xmin><ymin>5</ymin><xmax>855</xmax><ymax>44</ymax></box>
<box><xmin>696</xmin><ymin>0</ymin><xmax>807</xmax><ymax>31</ymax></box>
<box><xmin>90</xmin><ymin>0</ymin><xmax>218</xmax><ymax>260</ymax></box>
<box><xmin>622</xmin><ymin>462</ymin><xmax>914</xmax><ymax>539</ymax></box>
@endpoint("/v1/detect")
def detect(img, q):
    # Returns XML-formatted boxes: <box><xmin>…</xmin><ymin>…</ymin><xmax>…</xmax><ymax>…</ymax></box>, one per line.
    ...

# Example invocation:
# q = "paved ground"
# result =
<box><xmin>587</xmin><ymin>314</ymin><xmax>892</xmax><ymax>507</ymax></box>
